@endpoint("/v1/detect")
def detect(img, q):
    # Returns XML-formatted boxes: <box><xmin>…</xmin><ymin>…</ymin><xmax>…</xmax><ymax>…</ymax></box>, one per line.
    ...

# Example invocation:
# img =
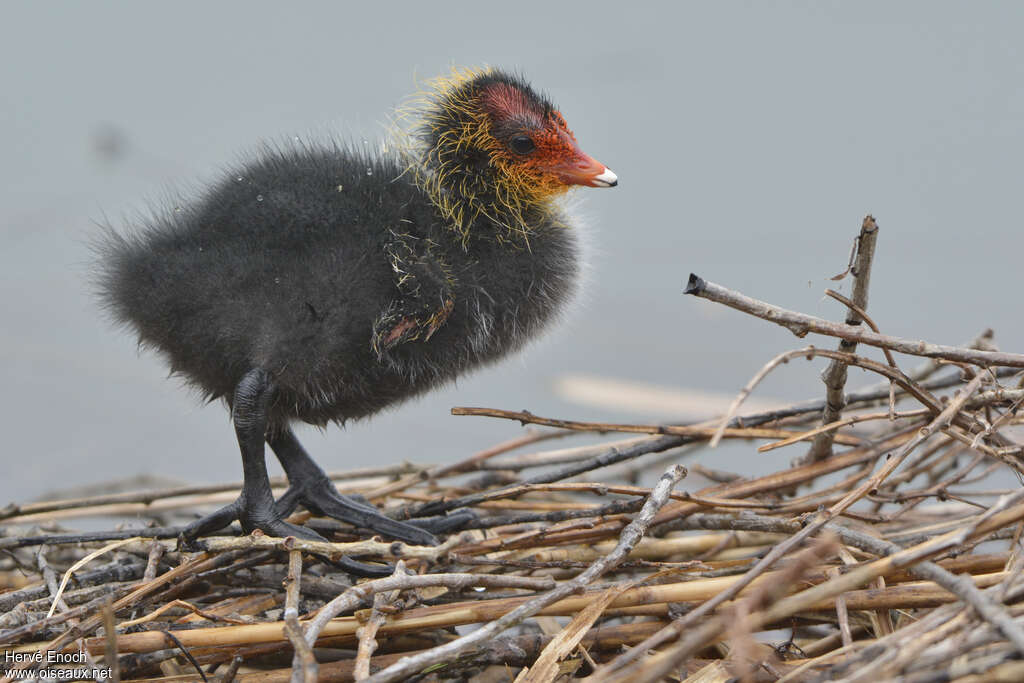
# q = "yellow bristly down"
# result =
<box><xmin>392</xmin><ymin>66</ymin><xmax>570</xmax><ymax>245</ymax></box>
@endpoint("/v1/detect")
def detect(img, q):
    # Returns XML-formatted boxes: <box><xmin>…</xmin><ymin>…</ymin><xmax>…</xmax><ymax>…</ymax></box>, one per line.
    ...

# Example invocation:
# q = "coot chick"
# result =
<box><xmin>98</xmin><ymin>67</ymin><xmax>616</xmax><ymax>546</ymax></box>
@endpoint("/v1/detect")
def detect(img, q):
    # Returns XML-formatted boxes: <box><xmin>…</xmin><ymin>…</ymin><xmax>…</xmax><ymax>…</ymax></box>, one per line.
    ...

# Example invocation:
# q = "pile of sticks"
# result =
<box><xmin>4</xmin><ymin>216</ymin><xmax>1024</xmax><ymax>682</ymax></box>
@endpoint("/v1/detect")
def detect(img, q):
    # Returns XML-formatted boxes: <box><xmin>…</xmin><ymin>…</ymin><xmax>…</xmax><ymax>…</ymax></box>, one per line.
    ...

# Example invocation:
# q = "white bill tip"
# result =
<box><xmin>592</xmin><ymin>167</ymin><xmax>618</xmax><ymax>187</ymax></box>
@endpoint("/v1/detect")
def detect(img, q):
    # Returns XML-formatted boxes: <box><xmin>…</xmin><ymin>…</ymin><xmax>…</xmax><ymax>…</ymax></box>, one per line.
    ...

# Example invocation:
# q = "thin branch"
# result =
<box><xmin>362</xmin><ymin>430</ymin><xmax>568</xmax><ymax>501</ymax></box>
<box><xmin>284</xmin><ymin>550</ymin><xmax>316</xmax><ymax>683</ymax></box>
<box><xmin>758</xmin><ymin>408</ymin><xmax>929</xmax><ymax>453</ymax></box>
<box><xmin>354</xmin><ymin>563</ymin><xmax>406</xmax><ymax>680</ymax></box>
<box><xmin>361</xmin><ymin>464</ymin><xmax>687</xmax><ymax>683</ymax></box>
<box><xmin>808</xmin><ymin>215</ymin><xmax>880</xmax><ymax>461</ymax></box>
<box><xmin>451</xmin><ymin>407</ymin><xmax>857</xmax><ymax>445</ymax></box>
<box><xmin>301</xmin><ymin>573</ymin><xmax>556</xmax><ymax>648</ymax></box>
<box><xmin>406</xmin><ymin>435</ymin><xmax>689</xmax><ymax>518</ymax></box>
<box><xmin>825</xmin><ymin>370</ymin><xmax>989</xmax><ymax>519</ymax></box>
<box><xmin>0</xmin><ymin>464</ymin><xmax>421</xmax><ymax>522</ymax></box>
<box><xmin>101</xmin><ymin>596</ymin><xmax>119</xmax><ymax>683</ymax></box>
<box><xmin>710</xmin><ymin>346</ymin><xmax>945</xmax><ymax>448</ymax></box>
<box><xmin>684</xmin><ymin>274</ymin><xmax>1024</xmax><ymax>368</ymax></box>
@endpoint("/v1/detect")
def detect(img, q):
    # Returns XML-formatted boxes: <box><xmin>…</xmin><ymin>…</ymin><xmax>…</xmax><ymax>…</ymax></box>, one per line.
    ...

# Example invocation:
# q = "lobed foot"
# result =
<box><xmin>274</xmin><ymin>475</ymin><xmax>439</xmax><ymax>546</ymax></box>
<box><xmin>180</xmin><ymin>370</ymin><xmax>415</xmax><ymax>577</ymax></box>
<box><xmin>177</xmin><ymin>496</ymin><xmax>397</xmax><ymax>577</ymax></box>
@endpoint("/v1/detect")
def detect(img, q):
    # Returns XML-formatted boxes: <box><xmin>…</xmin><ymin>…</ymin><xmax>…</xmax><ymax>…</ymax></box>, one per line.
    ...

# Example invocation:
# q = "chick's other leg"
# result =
<box><xmin>269</xmin><ymin>428</ymin><xmax>443</xmax><ymax>545</ymax></box>
<box><xmin>181</xmin><ymin>368</ymin><xmax>319</xmax><ymax>542</ymax></box>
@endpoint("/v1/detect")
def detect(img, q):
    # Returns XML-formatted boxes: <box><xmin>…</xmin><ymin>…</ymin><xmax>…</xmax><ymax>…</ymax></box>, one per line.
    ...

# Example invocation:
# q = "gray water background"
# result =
<box><xmin>3</xmin><ymin>3</ymin><xmax>1023</xmax><ymax>504</ymax></box>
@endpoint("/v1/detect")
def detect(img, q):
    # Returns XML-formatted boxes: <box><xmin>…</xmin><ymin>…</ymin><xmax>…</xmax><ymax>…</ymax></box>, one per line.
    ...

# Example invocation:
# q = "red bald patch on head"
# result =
<box><xmin>478</xmin><ymin>83</ymin><xmax>546</xmax><ymax>125</ymax></box>
<box><xmin>466</xmin><ymin>81</ymin><xmax>613</xmax><ymax>196</ymax></box>
<box><xmin>550</xmin><ymin>110</ymin><xmax>577</xmax><ymax>141</ymax></box>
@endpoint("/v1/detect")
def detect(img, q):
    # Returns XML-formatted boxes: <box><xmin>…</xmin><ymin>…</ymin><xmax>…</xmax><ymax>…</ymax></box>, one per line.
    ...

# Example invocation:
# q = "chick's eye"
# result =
<box><xmin>509</xmin><ymin>135</ymin><xmax>536</xmax><ymax>154</ymax></box>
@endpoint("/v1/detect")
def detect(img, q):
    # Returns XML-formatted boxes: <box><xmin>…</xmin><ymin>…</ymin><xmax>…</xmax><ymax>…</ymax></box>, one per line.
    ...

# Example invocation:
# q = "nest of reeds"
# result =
<box><xmin>4</xmin><ymin>215</ymin><xmax>1024</xmax><ymax>682</ymax></box>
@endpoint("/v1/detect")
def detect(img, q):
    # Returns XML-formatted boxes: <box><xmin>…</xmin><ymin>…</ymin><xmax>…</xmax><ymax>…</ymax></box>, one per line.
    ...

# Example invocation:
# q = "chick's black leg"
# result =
<box><xmin>181</xmin><ymin>368</ymin><xmax>318</xmax><ymax>542</ymax></box>
<box><xmin>269</xmin><ymin>428</ymin><xmax>439</xmax><ymax>545</ymax></box>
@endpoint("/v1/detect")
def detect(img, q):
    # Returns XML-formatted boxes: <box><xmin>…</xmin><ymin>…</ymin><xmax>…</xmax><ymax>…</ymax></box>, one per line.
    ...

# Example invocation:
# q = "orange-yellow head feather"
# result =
<box><xmin>399</xmin><ymin>67</ymin><xmax>616</xmax><ymax>242</ymax></box>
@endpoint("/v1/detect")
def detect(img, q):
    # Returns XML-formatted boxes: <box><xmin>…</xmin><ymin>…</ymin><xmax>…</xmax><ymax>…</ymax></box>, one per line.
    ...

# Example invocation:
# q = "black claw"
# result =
<box><xmin>327</xmin><ymin>555</ymin><xmax>396</xmax><ymax>578</ymax></box>
<box><xmin>260</xmin><ymin>519</ymin><xmax>326</xmax><ymax>541</ymax></box>
<box><xmin>176</xmin><ymin>533</ymin><xmax>207</xmax><ymax>552</ymax></box>
<box><xmin>180</xmin><ymin>501</ymin><xmax>242</xmax><ymax>542</ymax></box>
<box><xmin>405</xmin><ymin>509</ymin><xmax>478</xmax><ymax>535</ymax></box>
<box><xmin>311</xmin><ymin>489</ymin><xmax>439</xmax><ymax>546</ymax></box>
<box><xmin>413</xmin><ymin>501</ymin><xmax>443</xmax><ymax>518</ymax></box>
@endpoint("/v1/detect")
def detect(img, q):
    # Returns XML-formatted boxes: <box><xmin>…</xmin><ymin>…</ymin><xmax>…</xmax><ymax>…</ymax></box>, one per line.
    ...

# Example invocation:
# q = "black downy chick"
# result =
<box><xmin>98</xmin><ymin>67</ymin><xmax>617</xmax><ymax>551</ymax></box>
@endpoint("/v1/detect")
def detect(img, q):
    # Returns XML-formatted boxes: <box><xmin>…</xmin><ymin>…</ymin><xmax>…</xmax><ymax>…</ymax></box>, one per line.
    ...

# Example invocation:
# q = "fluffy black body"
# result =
<box><xmin>95</xmin><ymin>69</ymin><xmax>609</xmax><ymax>558</ymax></box>
<box><xmin>101</xmin><ymin>146</ymin><xmax>578</xmax><ymax>428</ymax></box>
